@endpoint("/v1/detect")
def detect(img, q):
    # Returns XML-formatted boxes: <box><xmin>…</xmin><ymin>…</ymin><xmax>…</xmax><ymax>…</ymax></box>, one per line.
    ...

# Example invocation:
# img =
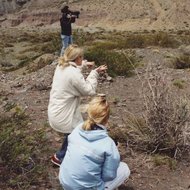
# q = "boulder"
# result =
<box><xmin>28</xmin><ymin>53</ymin><xmax>56</xmax><ymax>72</ymax></box>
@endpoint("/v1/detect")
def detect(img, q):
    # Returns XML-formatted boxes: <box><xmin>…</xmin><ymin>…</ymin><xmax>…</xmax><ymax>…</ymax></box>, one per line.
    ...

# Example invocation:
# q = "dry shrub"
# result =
<box><xmin>145</xmin><ymin>76</ymin><xmax>190</xmax><ymax>157</ymax></box>
<box><xmin>126</xmin><ymin>73</ymin><xmax>190</xmax><ymax>159</ymax></box>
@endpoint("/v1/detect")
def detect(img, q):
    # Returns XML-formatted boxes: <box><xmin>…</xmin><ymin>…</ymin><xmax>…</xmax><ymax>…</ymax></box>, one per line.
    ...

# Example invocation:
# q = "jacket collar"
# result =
<box><xmin>69</xmin><ymin>61</ymin><xmax>77</xmax><ymax>68</ymax></box>
<box><xmin>95</xmin><ymin>124</ymin><xmax>107</xmax><ymax>130</ymax></box>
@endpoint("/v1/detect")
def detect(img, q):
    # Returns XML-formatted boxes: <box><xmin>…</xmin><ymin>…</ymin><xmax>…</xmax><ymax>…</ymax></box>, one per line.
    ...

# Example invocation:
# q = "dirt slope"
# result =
<box><xmin>0</xmin><ymin>0</ymin><xmax>190</xmax><ymax>31</ymax></box>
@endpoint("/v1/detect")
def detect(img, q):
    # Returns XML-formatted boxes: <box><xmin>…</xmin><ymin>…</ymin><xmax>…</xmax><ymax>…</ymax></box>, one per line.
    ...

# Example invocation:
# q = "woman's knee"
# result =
<box><xmin>119</xmin><ymin>162</ymin><xmax>130</xmax><ymax>179</ymax></box>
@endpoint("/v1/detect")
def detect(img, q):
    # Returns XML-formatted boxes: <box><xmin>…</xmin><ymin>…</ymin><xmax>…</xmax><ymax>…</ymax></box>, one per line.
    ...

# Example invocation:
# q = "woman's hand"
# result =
<box><xmin>82</xmin><ymin>60</ymin><xmax>95</xmax><ymax>69</ymax></box>
<box><xmin>95</xmin><ymin>65</ymin><xmax>107</xmax><ymax>73</ymax></box>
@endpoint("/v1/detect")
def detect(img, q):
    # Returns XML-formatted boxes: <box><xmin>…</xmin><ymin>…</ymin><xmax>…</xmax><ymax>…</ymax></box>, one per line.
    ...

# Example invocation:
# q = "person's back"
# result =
<box><xmin>48</xmin><ymin>64</ymin><xmax>83</xmax><ymax>133</ymax></box>
<box><xmin>59</xmin><ymin>96</ymin><xmax>130</xmax><ymax>190</ymax></box>
<box><xmin>48</xmin><ymin>44</ymin><xmax>99</xmax><ymax>134</ymax></box>
<box><xmin>59</xmin><ymin>123</ymin><xmax>120</xmax><ymax>190</ymax></box>
<box><xmin>60</xmin><ymin>12</ymin><xmax>72</xmax><ymax>36</ymax></box>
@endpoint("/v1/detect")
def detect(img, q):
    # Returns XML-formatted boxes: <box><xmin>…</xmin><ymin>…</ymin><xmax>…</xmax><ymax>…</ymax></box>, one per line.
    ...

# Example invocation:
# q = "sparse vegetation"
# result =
<box><xmin>173</xmin><ymin>79</ymin><xmax>186</xmax><ymax>89</ymax></box>
<box><xmin>0</xmin><ymin>105</ymin><xmax>51</xmax><ymax>189</ymax></box>
<box><xmin>152</xmin><ymin>155</ymin><xmax>177</xmax><ymax>170</ymax></box>
<box><xmin>73</xmin><ymin>30</ymin><xmax>189</xmax><ymax>49</ymax></box>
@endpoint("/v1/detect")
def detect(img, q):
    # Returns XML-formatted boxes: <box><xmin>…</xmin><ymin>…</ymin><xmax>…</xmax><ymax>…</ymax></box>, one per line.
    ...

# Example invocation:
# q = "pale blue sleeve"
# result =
<box><xmin>101</xmin><ymin>140</ymin><xmax>120</xmax><ymax>182</ymax></box>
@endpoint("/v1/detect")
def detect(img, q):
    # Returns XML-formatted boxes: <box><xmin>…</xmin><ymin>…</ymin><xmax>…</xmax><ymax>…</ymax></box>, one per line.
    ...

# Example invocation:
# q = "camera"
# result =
<box><xmin>69</xmin><ymin>10</ymin><xmax>80</xmax><ymax>23</ymax></box>
<box><xmin>69</xmin><ymin>11</ymin><xmax>80</xmax><ymax>18</ymax></box>
<box><xmin>61</xmin><ymin>6</ymin><xmax>80</xmax><ymax>23</ymax></box>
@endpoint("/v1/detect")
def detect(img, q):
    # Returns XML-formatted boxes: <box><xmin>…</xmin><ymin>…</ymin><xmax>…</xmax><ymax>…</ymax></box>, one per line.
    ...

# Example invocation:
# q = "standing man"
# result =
<box><xmin>60</xmin><ymin>6</ymin><xmax>77</xmax><ymax>56</ymax></box>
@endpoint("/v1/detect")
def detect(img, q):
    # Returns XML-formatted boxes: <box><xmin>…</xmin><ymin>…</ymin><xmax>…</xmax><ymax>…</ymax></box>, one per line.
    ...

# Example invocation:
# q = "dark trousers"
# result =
<box><xmin>56</xmin><ymin>133</ymin><xmax>70</xmax><ymax>162</ymax></box>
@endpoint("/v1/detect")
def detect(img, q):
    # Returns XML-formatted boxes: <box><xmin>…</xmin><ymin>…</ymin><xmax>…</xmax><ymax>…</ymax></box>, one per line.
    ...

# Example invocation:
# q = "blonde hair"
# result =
<box><xmin>82</xmin><ymin>96</ymin><xmax>110</xmax><ymax>131</ymax></box>
<box><xmin>58</xmin><ymin>44</ymin><xmax>83</xmax><ymax>68</ymax></box>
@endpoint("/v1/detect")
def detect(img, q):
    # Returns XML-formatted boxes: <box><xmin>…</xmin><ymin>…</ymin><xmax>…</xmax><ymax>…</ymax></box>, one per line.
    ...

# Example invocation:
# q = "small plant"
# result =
<box><xmin>112</xmin><ymin>96</ymin><xmax>120</xmax><ymax>104</ymax></box>
<box><xmin>172</xmin><ymin>54</ymin><xmax>190</xmax><ymax>69</ymax></box>
<box><xmin>153</xmin><ymin>32</ymin><xmax>178</xmax><ymax>48</ymax></box>
<box><xmin>152</xmin><ymin>154</ymin><xmax>177</xmax><ymax>170</ymax></box>
<box><xmin>173</xmin><ymin>79</ymin><xmax>185</xmax><ymax>89</ymax></box>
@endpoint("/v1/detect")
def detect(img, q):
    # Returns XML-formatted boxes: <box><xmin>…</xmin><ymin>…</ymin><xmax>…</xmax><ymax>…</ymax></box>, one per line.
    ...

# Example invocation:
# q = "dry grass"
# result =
<box><xmin>173</xmin><ymin>79</ymin><xmax>186</xmax><ymax>89</ymax></box>
<box><xmin>144</xmin><ymin>76</ymin><xmax>189</xmax><ymax>157</ymax></box>
<box><xmin>124</xmin><ymin>72</ymin><xmax>190</xmax><ymax>159</ymax></box>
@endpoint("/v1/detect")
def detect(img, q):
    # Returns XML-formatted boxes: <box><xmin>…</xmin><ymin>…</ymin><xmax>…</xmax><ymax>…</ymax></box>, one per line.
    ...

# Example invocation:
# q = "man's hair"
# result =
<box><xmin>61</xmin><ymin>6</ymin><xmax>69</xmax><ymax>13</ymax></box>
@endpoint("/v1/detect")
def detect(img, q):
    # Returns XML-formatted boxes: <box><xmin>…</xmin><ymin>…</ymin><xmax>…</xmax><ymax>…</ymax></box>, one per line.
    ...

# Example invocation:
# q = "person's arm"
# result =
<box><xmin>72</xmin><ymin>69</ymin><xmax>99</xmax><ymax>96</ymax></box>
<box><xmin>101</xmin><ymin>141</ymin><xmax>120</xmax><ymax>182</ymax></box>
<box><xmin>60</xmin><ymin>13</ymin><xmax>72</xmax><ymax>24</ymax></box>
<box><xmin>77</xmin><ymin>60</ymin><xmax>95</xmax><ymax>70</ymax></box>
<box><xmin>72</xmin><ymin>65</ymin><xmax>107</xmax><ymax>96</ymax></box>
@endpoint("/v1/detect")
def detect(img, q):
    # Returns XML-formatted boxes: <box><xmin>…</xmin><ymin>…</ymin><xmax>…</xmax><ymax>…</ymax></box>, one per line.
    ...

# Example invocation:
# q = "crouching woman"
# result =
<box><xmin>59</xmin><ymin>96</ymin><xmax>130</xmax><ymax>190</ymax></box>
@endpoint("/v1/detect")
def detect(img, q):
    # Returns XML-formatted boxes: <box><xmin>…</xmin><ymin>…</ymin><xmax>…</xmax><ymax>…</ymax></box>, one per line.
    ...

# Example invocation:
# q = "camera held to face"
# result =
<box><xmin>69</xmin><ymin>11</ymin><xmax>80</xmax><ymax>18</ymax></box>
<box><xmin>61</xmin><ymin>6</ymin><xmax>80</xmax><ymax>23</ymax></box>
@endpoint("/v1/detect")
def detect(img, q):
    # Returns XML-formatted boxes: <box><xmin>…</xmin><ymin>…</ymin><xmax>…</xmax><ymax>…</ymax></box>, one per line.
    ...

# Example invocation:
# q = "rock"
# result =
<box><xmin>0</xmin><ymin>17</ymin><xmax>6</xmax><ymax>22</ymax></box>
<box><xmin>1</xmin><ymin>61</ymin><xmax>13</xmax><ymax>67</ymax></box>
<box><xmin>152</xmin><ymin>49</ymin><xmax>160</xmax><ymax>53</ymax></box>
<box><xmin>51</xmin><ymin>59</ymin><xmax>59</xmax><ymax>66</ymax></box>
<box><xmin>12</xmin><ymin>82</ymin><xmax>22</xmax><ymax>88</ymax></box>
<box><xmin>33</xmin><ymin>83</ymin><xmax>51</xmax><ymax>91</ymax></box>
<box><xmin>106</xmin><ymin>76</ymin><xmax>113</xmax><ymax>82</ymax></box>
<box><xmin>28</xmin><ymin>54</ymin><xmax>56</xmax><ymax>72</ymax></box>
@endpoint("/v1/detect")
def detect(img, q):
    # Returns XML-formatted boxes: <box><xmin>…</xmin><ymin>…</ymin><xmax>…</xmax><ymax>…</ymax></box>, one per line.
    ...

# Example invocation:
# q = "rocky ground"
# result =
<box><xmin>0</xmin><ymin>27</ymin><xmax>190</xmax><ymax>189</ymax></box>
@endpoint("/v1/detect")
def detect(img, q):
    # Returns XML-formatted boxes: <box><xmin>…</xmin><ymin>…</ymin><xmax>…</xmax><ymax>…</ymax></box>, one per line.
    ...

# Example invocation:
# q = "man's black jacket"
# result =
<box><xmin>60</xmin><ymin>13</ymin><xmax>75</xmax><ymax>36</ymax></box>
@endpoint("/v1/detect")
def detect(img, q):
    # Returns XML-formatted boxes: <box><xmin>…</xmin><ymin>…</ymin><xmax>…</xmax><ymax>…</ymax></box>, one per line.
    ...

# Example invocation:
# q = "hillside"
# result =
<box><xmin>0</xmin><ymin>0</ymin><xmax>190</xmax><ymax>190</ymax></box>
<box><xmin>0</xmin><ymin>0</ymin><xmax>190</xmax><ymax>31</ymax></box>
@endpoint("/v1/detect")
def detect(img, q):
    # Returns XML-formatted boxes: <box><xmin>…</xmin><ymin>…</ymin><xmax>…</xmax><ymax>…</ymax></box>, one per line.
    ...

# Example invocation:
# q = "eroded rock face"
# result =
<box><xmin>0</xmin><ymin>0</ymin><xmax>29</xmax><ymax>15</ymax></box>
<box><xmin>0</xmin><ymin>0</ymin><xmax>190</xmax><ymax>31</ymax></box>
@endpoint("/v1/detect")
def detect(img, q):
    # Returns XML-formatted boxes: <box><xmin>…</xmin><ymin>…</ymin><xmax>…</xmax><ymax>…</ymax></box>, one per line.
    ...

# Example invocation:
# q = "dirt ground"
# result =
<box><xmin>0</xmin><ymin>28</ymin><xmax>190</xmax><ymax>190</ymax></box>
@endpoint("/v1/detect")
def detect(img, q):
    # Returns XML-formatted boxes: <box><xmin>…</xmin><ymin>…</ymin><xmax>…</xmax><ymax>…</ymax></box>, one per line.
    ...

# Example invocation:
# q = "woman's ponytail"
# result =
<box><xmin>58</xmin><ymin>55</ymin><xmax>70</xmax><ymax>68</ymax></box>
<box><xmin>82</xmin><ymin>96</ymin><xmax>110</xmax><ymax>131</ymax></box>
<box><xmin>58</xmin><ymin>44</ymin><xmax>83</xmax><ymax>69</ymax></box>
<box><xmin>82</xmin><ymin>119</ymin><xmax>95</xmax><ymax>131</ymax></box>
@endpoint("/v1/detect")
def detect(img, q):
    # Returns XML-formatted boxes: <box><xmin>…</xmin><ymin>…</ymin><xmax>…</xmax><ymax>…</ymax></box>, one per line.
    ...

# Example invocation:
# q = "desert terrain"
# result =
<box><xmin>0</xmin><ymin>0</ymin><xmax>190</xmax><ymax>190</ymax></box>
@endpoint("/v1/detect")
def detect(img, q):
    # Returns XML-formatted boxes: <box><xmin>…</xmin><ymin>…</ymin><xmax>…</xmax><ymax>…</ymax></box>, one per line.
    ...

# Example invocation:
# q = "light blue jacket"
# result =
<box><xmin>59</xmin><ymin>123</ymin><xmax>120</xmax><ymax>190</ymax></box>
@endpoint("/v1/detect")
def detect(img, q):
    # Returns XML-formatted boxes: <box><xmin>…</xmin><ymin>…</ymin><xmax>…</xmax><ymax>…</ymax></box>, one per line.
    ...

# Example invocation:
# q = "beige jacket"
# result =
<box><xmin>48</xmin><ymin>62</ymin><xmax>99</xmax><ymax>133</ymax></box>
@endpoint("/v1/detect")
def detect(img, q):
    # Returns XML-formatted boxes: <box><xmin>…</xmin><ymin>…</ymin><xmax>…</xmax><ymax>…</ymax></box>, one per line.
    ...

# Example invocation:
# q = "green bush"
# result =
<box><xmin>173</xmin><ymin>79</ymin><xmax>185</xmax><ymax>89</ymax></box>
<box><xmin>0</xmin><ymin>107</ymin><xmax>50</xmax><ymax>189</ymax></box>
<box><xmin>85</xmin><ymin>46</ymin><xmax>137</xmax><ymax>77</ymax></box>
<box><xmin>118</xmin><ymin>32</ymin><xmax>179</xmax><ymax>48</ymax></box>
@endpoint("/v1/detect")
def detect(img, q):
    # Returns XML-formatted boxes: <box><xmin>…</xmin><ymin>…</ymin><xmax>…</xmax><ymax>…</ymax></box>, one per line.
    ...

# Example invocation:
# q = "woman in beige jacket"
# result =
<box><xmin>48</xmin><ymin>44</ymin><xmax>107</xmax><ymax>166</ymax></box>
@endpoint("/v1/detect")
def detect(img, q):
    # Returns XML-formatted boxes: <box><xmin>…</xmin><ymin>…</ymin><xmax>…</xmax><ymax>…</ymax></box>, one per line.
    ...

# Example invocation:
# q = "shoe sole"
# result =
<box><xmin>51</xmin><ymin>158</ymin><xmax>61</xmax><ymax>167</ymax></box>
